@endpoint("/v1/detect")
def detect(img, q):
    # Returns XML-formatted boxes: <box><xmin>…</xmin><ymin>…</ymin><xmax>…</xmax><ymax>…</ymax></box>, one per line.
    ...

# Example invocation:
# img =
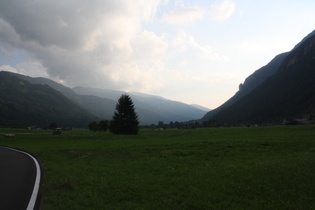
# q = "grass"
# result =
<box><xmin>1</xmin><ymin>125</ymin><xmax>315</xmax><ymax>209</ymax></box>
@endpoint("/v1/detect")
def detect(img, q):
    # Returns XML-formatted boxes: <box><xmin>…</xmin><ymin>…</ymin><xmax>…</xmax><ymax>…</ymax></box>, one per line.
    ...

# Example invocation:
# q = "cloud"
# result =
<box><xmin>171</xmin><ymin>31</ymin><xmax>227</xmax><ymax>61</ymax></box>
<box><xmin>209</xmin><ymin>0</ymin><xmax>236</xmax><ymax>21</ymax></box>
<box><xmin>0</xmin><ymin>0</ymin><xmax>162</xmax><ymax>91</ymax></box>
<box><xmin>132</xmin><ymin>30</ymin><xmax>168</xmax><ymax>62</ymax></box>
<box><xmin>162</xmin><ymin>6</ymin><xmax>204</xmax><ymax>25</ymax></box>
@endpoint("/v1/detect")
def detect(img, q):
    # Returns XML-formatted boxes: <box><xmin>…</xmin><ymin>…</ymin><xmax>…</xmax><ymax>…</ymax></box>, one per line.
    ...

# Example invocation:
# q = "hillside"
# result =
<box><xmin>204</xmin><ymin>52</ymin><xmax>288</xmax><ymax>120</ymax></box>
<box><xmin>73</xmin><ymin>87</ymin><xmax>207</xmax><ymax>125</ymax></box>
<box><xmin>0</xmin><ymin>72</ymin><xmax>97</xmax><ymax>128</ymax></box>
<box><xmin>203</xmin><ymin>30</ymin><xmax>315</xmax><ymax>124</ymax></box>
<box><xmin>8</xmin><ymin>72</ymin><xmax>117</xmax><ymax>120</ymax></box>
<box><xmin>3</xmin><ymin>72</ymin><xmax>207</xmax><ymax>125</ymax></box>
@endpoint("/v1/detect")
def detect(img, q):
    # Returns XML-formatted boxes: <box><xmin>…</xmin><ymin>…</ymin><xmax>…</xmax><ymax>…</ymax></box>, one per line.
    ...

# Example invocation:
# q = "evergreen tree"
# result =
<box><xmin>109</xmin><ymin>94</ymin><xmax>139</xmax><ymax>134</ymax></box>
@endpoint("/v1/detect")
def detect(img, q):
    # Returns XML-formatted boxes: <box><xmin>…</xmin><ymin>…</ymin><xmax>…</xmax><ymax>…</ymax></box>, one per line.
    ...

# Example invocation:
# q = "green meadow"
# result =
<box><xmin>1</xmin><ymin>125</ymin><xmax>315</xmax><ymax>209</ymax></box>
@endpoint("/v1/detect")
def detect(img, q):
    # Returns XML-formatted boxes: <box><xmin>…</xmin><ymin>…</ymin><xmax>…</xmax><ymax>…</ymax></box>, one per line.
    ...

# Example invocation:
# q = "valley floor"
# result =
<box><xmin>1</xmin><ymin>125</ymin><xmax>315</xmax><ymax>209</ymax></box>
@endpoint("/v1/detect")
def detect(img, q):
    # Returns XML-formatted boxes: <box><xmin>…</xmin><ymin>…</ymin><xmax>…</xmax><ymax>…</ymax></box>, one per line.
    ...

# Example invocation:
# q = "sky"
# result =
<box><xmin>0</xmin><ymin>0</ymin><xmax>315</xmax><ymax>109</ymax></box>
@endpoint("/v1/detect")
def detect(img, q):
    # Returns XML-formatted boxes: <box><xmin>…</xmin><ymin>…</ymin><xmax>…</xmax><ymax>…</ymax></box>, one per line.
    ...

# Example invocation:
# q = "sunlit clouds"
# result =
<box><xmin>209</xmin><ymin>0</ymin><xmax>236</xmax><ymax>21</ymax></box>
<box><xmin>162</xmin><ymin>7</ymin><xmax>204</xmax><ymax>25</ymax></box>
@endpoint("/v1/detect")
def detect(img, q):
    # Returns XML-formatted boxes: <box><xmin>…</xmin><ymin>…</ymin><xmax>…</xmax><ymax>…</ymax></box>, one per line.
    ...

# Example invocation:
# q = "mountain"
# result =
<box><xmin>0</xmin><ymin>72</ymin><xmax>96</xmax><ymax>128</ymax></box>
<box><xmin>3</xmin><ymin>72</ymin><xmax>207</xmax><ymax>125</ymax></box>
<box><xmin>73</xmin><ymin>87</ymin><xmax>207</xmax><ymax>125</ymax></box>
<box><xmin>204</xmin><ymin>52</ymin><xmax>288</xmax><ymax>120</ymax></box>
<box><xmin>203</xmin><ymin>30</ymin><xmax>315</xmax><ymax>124</ymax></box>
<box><xmin>7</xmin><ymin>72</ymin><xmax>117</xmax><ymax>120</ymax></box>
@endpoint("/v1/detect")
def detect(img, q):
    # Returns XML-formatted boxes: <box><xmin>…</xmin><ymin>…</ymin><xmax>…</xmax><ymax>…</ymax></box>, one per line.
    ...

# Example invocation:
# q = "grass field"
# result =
<box><xmin>1</xmin><ymin>125</ymin><xmax>315</xmax><ymax>209</ymax></box>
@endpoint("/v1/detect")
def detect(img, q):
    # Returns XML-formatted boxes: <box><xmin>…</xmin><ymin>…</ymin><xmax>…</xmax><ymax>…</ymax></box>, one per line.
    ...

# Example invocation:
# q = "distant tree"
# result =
<box><xmin>99</xmin><ymin>120</ymin><xmax>109</xmax><ymax>131</ymax></box>
<box><xmin>174</xmin><ymin>121</ymin><xmax>181</xmax><ymax>128</ymax></box>
<box><xmin>109</xmin><ymin>94</ymin><xmax>139</xmax><ymax>134</ymax></box>
<box><xmin>88</xmin><ymin>121</ymin><xmax>99</xmax><ymax>132</ymax></box>
<box><xmin>158</xmin><ymin>121</ymin><xmax>165</xmax><ymax>129</ymax></box>
<box><xmin>169</xmin><ymin>121</ymin><xmax>181</xmax><ymax>129</ymax></box>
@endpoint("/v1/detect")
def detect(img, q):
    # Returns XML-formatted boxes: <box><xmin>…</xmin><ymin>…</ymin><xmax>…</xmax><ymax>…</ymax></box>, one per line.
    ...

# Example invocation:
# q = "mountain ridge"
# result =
<box><xmin>0</xmin><ymin>72</ymin><xmax>96</xmax><ymax>128</ymax></box>
<box><xmin>2</xmin><ymin>71</ymin><xmax>207</xmax><ymax>125</ymax></box>
<box><xmin>203</xmin><ymin>30</ymin><xmax>315</xmax><ymax>124</ymax></box>
<box><xmin>72</xmin><ymin>86</ymin><xmax>207</xmax><ymax>124</ymax></box>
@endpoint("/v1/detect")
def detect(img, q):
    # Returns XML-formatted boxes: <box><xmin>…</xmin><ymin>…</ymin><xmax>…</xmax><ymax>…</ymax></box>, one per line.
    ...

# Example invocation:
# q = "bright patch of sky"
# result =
<box><xmin>0</xmin><ymin>0</ymin><xmax>314</xmax><ymax>109</ymax></box>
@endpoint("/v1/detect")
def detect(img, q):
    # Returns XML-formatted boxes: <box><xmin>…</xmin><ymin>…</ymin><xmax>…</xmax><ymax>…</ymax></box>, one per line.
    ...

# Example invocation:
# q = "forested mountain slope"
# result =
<box><xmin>0</xmin><ymin>72</ymin><xmax>96</xmax><ymax>128</ymax></box>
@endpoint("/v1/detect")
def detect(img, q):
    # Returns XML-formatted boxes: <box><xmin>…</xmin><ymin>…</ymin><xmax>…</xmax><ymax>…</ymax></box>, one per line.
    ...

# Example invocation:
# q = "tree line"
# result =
<box><xmin>88</xmin><ymin>94</ymin><xmax>224</xmax><ymax>134</ymax></box>
<box><xmin>141</xmin><ymin>119</ymin><xmax>223</xmax><ymax>129</ymax></box>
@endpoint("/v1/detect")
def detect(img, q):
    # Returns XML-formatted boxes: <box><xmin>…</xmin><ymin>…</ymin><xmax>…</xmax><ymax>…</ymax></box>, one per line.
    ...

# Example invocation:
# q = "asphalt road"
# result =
<box><xmin>0</xmin><ymin>146</ymin><xmax>41</xmax><ymax>210</ymax></box>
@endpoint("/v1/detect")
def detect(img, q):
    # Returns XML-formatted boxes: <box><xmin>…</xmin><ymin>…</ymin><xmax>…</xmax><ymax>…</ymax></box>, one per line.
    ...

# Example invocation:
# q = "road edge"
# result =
<box><xmin>1</xmin><ymin>146</ymin><xmax>42</xmax><ymax>210</ymax></box>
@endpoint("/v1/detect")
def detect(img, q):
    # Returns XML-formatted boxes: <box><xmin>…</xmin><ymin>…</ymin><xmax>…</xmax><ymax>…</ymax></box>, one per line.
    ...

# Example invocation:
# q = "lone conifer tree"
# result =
<box><xmin>109</xmin><ymin>94</ymin><xmax>139</xmax><ymax>134</ymax></box>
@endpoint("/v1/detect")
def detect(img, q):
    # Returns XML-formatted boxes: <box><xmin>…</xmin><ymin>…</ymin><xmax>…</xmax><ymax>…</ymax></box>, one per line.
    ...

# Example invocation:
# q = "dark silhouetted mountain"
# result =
<box><xmin>292</xmin><ymin>29</ymin><xmax>315</xmax><ymax>49</ymax></box>
<box><xmin>203</xmin><ymin>30</ymin><xmax>315</xmax><ymax>124</ymax></box>
<box><xmin>204</xmin><ymin>52</ymin><xmax>288</xmax><ymax>120</ymax></box>
<box><xmin>0</xmin><ymin>72</ymin><xmax>96</xmax><ymax>128</ymax></box>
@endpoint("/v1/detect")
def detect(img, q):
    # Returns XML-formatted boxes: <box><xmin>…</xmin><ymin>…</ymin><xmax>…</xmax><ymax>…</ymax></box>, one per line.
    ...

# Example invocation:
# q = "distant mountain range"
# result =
<box><xmin>0</xmin><ymin>71</ymin><xmax>208</xmax><ymax>127</ymax></box>
<box><xmin>2</xmin><ymin>29</ymin><xmax>314</xmax><ymax>128</ymax></box>
<box><xmin>72</xmin><ymin>86</ymin><xmax>208</xmax><ymax>125</ymax></box>
<box><xmin>203</xmin><ymin>29</ymin><xmax>315</xmax><ymax>124</ymax></box>
<box><xmin>0</xmin><ymin>72</ymin><xmax>95</xmax><ymax>128</ymax></box>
